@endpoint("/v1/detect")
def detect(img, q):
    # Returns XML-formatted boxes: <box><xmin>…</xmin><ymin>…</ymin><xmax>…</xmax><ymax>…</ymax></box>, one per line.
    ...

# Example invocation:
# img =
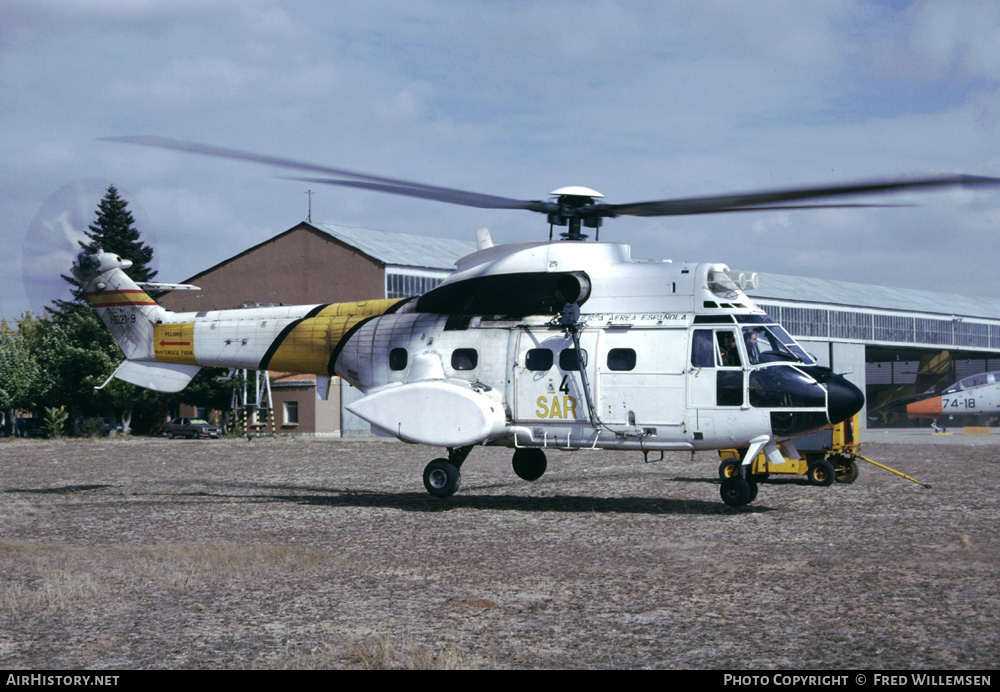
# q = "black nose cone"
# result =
<box><xmin>827</xmin><ymin>375</ymin><xmax>865</xmax><ymax>425</ymax></box>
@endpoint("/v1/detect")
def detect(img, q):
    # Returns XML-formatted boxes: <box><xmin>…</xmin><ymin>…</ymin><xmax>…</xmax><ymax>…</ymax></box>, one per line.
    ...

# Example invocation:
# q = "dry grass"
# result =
<box><xmin>0</xmin><ymin>541</ymin><xmax>325</xmax><ymax>621</ymax></box>
<box><xmin>262</xmin><ymin>635</ymin><xmax>480</xmax><ymax>670</ymax></box>
<box><xmin>344</xmin><ymin>634</ymin><xmax>477</xmax><ymax>670</ymax></box>
<box><xmin>1</xmin><ymin>436</ymin><xmax>997</xmax><ymax>669</ymax></box>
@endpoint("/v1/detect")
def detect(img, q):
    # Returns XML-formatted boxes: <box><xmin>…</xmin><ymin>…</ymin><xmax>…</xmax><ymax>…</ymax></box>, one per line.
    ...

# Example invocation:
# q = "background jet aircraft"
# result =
<box><xmin>907</xmin><ymin>371</ymin><xmax>1000</xmax><ymax>421</ymax></box>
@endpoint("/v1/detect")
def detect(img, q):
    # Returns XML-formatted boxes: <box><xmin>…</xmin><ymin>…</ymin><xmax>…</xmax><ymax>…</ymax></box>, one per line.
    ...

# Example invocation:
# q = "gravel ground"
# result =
<box><xmin>0</xmin><ymin>431</ymin><xmax>997</xmax><ymax>670</ymax></box>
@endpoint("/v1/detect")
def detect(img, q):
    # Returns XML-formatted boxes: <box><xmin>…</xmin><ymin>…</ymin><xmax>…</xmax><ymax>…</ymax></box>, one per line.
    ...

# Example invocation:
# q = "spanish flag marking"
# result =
<box><xmin>87</xmin><ymin>289</ymin><xmax>157</xmax><ymax>308</ymax></box>
<box><xmin>153</xmin><ymin>323</ymin><xmax>197</xmax><ymax>365</ymax></box>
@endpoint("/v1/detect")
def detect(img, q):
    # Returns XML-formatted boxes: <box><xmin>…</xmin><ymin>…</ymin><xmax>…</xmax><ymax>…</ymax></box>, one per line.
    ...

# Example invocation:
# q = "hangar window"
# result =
<box><xmin>452</xmin><ymin>348</ymin><xmax>478</xmax><ymax>371</ymax></box>
<box><xmin>389</xmin><ymin>348</ymin><xmax>408</xmax><ymax>371</ymax></box>
<box><xmin>526</xmin><ymin>348</ymin><xmax>553</xmax><ymax>371</ymax></box>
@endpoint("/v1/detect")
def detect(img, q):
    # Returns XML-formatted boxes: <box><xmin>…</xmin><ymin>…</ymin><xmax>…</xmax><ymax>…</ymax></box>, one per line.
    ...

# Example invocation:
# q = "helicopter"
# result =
<box><xmin>76</xmin><ymin>136</ymin><xmax>999</xmax><ymax>507</ymax></box>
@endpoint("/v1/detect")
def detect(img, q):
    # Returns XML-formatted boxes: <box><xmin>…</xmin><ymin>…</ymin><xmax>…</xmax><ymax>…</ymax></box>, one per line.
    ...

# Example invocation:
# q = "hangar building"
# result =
<box><xmin>744</xmin><ymin>273</ymin><xmax>1000</xmax><ymax>426</ymax></box>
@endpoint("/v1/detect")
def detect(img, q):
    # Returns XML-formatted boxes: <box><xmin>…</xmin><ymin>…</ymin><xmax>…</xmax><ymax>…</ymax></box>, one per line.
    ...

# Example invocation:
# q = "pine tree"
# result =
<box><xmin>41</xmin><ymin>185</ymin><xmax>165</xmax><ymax>430</ymax></box>
<box><xmin>84</xmin><ymin>185</ymin><xmax>156</xmax><ymax>281</ymax></box>
<box><xmin>54</xmin><ymin>185</ymin><xmax>156</xmax><ymax>313</ymax></box>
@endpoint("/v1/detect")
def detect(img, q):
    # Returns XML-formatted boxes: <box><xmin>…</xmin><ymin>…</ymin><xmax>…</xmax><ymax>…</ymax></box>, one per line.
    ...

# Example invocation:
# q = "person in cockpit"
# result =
<box><xmin>744</xmin><ymin>328</ymin><xmax>761</xmax><ymax>364</ymax></box>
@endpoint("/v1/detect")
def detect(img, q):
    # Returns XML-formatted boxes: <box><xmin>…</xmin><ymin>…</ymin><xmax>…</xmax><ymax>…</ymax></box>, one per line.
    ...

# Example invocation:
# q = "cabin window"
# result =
<box><xmin>607</xmin><ymin>348</ymin><xmax>636</xmax><ymax>371</ymax></box>
<box><xmin>389</xmin><ymin>347</ymin><xmax>408</xmax><ymax>371</ymax></box>
<box><xmin>452</xmin><ymin>348</ymin><xmax>478</xmax><ymax>371</ymax></box>
<box><xmin>559</xmin><ymin>348</ymin><xmax>588</xmax><ymax>371</ymax></box>
<box><xmin>526</xmin><ymin>348</ymin><xmax>553</xmax><ymax>371</ymax></box>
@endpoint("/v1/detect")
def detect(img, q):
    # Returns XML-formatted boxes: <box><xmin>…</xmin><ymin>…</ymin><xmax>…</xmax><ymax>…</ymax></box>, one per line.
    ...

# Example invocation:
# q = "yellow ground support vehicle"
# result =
<box><xmin>718</xmin><ymin>415</ymin><xmax>860</xmax><ymax>486</ymax></box>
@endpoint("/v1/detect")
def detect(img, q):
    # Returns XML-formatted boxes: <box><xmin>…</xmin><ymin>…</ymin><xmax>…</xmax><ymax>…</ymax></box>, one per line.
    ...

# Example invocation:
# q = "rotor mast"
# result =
<box><xmin>546</xmin><ymin>187</ymin><xmax>605</xmax><ymax>241</ymax></box>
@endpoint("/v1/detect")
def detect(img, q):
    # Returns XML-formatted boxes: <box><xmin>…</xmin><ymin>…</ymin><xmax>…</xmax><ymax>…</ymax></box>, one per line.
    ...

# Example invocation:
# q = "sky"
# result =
<box><xmin>2</xmin><ymin>0</ymin><xmax>999</xmax><ymax>320</ymax></box>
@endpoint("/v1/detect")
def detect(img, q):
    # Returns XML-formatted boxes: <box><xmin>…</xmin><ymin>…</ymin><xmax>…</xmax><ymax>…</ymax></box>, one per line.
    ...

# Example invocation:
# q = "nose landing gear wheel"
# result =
<box><xmin>423</xmin><ymin>459</ymin><xmax>462</xmax><ymax>498</ymax></box>
<box><xmin>720</xmin><ymin>476</ymin><xmax>755</xmax><ymax>507</ymax></box>
<box><xmin>718</xmin><ymin>457</ymin><xmax>741</xmax><ymax>480</ymax></box>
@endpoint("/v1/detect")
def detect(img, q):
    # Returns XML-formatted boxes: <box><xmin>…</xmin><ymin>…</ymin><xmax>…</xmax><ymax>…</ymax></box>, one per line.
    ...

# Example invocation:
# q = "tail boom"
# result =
<box><xmin>74</xmin><ymin>248</ymin><xmax>405</xmax><ymax>392</ymax></box>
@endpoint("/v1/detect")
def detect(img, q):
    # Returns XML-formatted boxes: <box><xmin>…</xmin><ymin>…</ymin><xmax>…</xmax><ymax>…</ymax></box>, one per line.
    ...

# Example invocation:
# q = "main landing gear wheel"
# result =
<box><xmin>512</xmin><ymin>448</ymin><xmax>547</xmax><ymax>481</ymax></box>
<box><xmin>720</xmin><ymin>477</ymin><xmax>756</xmax><ymax>507</ymax></box>
<box><xmin>423</xmin><ymin>459</ymin><xmax>462</xmax><ymax>498</ymax></box>
<box><xmin>807</xmin><ymin>458</ymin><xmax>836</xmax><ymax>487</ymax></box>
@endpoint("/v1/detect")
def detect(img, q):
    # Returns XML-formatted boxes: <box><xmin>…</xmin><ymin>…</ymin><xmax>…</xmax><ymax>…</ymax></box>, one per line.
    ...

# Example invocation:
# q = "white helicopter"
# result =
<box><xmin>77</xmin><ymin>137</ymin><xmax>998</xmax><ymax>507</ymax></box>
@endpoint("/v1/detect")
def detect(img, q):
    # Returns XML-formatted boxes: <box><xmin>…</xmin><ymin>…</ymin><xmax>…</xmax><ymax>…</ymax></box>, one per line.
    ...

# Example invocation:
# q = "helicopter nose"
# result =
<box><xmin>827</xmin><ymin>375</ymin><xmax>865</xmax><ymax>425</ymax></box>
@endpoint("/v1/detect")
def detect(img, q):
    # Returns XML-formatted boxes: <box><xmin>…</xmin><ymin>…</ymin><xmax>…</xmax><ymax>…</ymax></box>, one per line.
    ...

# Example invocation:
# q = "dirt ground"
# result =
<box><xmin>0</xmin><ymin>432</ymin><xmax>997</xmax><ymax>670</ymax></box>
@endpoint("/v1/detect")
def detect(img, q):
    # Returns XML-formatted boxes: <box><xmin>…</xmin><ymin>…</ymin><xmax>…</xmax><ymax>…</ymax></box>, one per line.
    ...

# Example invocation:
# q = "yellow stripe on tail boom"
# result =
<box><xmin>260</xmin><ymin>298</ymin><xmax>405</xmax><ymax>375</ymax></box>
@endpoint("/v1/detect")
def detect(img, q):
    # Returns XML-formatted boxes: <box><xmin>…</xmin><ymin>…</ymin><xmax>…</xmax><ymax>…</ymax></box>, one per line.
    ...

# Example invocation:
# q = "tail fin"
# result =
<box><xmin>73</xmin><ymin>248</ymin><xmax>200</xmax><ymax>392</ymax></box>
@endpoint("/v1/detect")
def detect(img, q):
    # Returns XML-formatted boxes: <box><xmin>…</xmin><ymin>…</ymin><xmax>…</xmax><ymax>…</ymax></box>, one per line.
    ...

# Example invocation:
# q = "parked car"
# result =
<box><xmin>100</xmin><ymin>417</ymin><xmax>123</xmax><ymax>436</ymax></box>
<box><xmin>16</xmin><ymin>418</ymin><xmax>48</xmax><ymax>438</ymax></box>
<box><xmin>164</xmin><ymin>417</ymin><xmax>219</xmax><ymax>439</ymax></box>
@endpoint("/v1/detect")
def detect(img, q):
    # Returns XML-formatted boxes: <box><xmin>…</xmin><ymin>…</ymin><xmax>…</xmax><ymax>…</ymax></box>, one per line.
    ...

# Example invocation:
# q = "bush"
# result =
<box><xmin>43</xmin><ymin>405</ymin><xmax>69</xmax><ymax>439</ymax></box>
<box><xmin>79</xmin><ymin>418</ymin><xmax>106</xmax><ymax>438</ymax></box>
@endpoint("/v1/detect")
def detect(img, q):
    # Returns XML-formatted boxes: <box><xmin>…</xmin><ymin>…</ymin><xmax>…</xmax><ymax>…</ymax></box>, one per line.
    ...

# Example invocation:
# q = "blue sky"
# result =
<box><xmin>2</xmin><ymin>0</ymin><xmax>998</xmax><ymax>318</ymax></box>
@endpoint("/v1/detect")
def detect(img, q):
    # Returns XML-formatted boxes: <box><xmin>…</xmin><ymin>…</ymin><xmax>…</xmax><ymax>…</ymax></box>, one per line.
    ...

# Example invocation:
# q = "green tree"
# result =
<box><xmin>35</xmin><ymin>186</ymin><xmax>172</xmax><ymax>433</ymax></box>
<box><xmin>31</xmin><ymin>308</ymin><xmax>120</xmax><ymax>418</ymax></box>
<box><xmin>0</xmin><ymin>319</ymin><xmax>40</xmax><ymax>435</ymax></box>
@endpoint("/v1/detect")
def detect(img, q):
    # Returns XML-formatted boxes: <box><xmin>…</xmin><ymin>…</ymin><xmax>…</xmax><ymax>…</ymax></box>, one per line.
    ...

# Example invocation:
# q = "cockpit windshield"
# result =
<box><xmin>739</xmin><ymin>319</ymin><xmax>816</xmax><ymax>366</ymax></box>
<box><xmin>942</xmin><ymin>370</ymin><xmax>999</xmax><ymax>394</ymax></box>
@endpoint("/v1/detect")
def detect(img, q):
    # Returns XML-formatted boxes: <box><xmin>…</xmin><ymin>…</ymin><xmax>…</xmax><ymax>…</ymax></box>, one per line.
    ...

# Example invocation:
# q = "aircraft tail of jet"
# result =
<box><xmin>72</xmin><ymin>248</ymin><xmax>202</xmax><ymax>392</ymax></box>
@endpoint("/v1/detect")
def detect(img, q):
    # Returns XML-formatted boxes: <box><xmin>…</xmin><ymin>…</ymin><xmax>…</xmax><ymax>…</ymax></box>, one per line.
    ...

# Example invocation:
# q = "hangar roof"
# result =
<box><xmin>744</xmin><ymin>271</ymin><xmax>1000</xmax><ymax>321</ymax></box>
<box><xmin>307</xmin><ymin>222</ymin><xmax>477</xmax><ymax>271</ymax></box>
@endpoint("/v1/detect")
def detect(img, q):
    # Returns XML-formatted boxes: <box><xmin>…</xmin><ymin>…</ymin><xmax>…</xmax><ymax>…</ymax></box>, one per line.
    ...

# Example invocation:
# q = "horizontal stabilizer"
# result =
<box><xmin>136</xmin><ymin>281</ymin><xmax>201</xmax><ymax>292</ymax></box>
<box><xmin>347</xmin><ymin>380</ymin><xmax>506</xmax><ymax>446</ymax></box>
<box><xmin>103</xmin><ymin>360</ymin><xmax>201</xmax><ymax>393</ymax></box>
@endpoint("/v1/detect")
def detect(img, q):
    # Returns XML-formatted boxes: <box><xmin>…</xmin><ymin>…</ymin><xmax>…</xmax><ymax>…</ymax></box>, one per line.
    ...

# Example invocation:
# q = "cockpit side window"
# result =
<box><xmin>691</xmin><ymin>329</ymin><xmax>715</xmax><ymax>368</ymax></box>
<box><xmin>716</xmin><ymin>330</ymin><xmax>742</xmax><ymax>368</ymax></box>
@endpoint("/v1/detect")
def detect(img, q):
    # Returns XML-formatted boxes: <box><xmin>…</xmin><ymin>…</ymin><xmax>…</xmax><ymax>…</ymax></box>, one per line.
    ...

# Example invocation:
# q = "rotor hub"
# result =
<box><xmin>547</xmin><ymin>187</ymin><xmax>606</xmax><ymax>241</ymax></box>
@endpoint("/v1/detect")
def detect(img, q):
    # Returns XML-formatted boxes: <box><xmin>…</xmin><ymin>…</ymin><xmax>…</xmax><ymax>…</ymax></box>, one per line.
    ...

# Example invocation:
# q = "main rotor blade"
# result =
<box><xmin>104</xmin><ymin>135</ymin><xmax>546</xmax><ymax>211</ymax></box>
<box><xmin>105</xmin><ymin>136</ymin><xmax>998</xmax><ymax>221</ymax></box>
<box><xmin>603</xmin><ymin>175</ymin><xmax>1000</xmax><ymax>217</ymax></box>
<box><xmin>286</xmin><ymin>177</ymin><xmax>553</xmax><ymax>212</ymax></box>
